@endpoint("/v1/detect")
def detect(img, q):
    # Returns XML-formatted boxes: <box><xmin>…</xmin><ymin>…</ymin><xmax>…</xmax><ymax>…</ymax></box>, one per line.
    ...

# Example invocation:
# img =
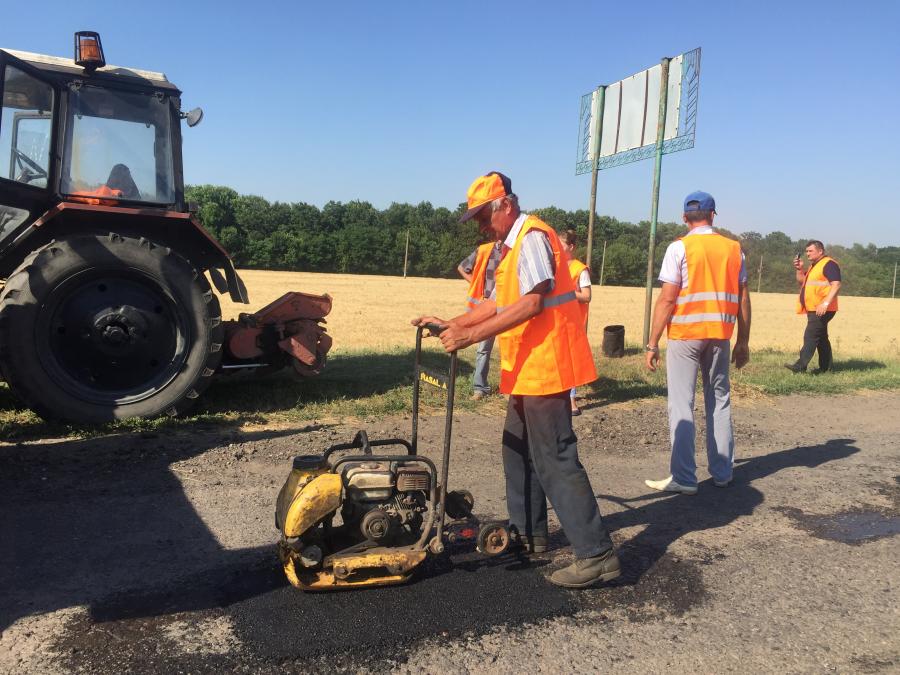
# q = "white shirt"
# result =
<box><xmin>489</xmin><ymin>212</ymin><xmax>556</xmax><ymax>299</ymax></box>
<box><xmin>658</xmin><ymin>225</ymin><xmax>748</xmax><ymax>288</ymax></box>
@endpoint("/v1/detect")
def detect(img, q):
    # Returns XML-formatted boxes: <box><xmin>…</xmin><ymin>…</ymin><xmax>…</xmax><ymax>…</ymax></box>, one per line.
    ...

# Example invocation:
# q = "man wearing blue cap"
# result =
<box><xmin>643</xmin><ymin>192</ymin><xmax>752</xmax><ymax>494</ymax></box>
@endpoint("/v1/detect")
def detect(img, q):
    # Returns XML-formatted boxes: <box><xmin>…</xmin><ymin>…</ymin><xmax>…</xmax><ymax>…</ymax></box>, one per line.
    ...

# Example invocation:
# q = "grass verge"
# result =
<box><xmin>1</xmin><ymin>346</ymin><xmax>898</xmax><ymax>442</ymax></box>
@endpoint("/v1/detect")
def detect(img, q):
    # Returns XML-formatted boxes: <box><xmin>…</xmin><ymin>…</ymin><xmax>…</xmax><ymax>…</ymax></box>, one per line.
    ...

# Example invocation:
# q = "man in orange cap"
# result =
<box><xmin>412</xmin><ymin>172</ymin><xmax>620</xmax><ymax>588</ymax></box>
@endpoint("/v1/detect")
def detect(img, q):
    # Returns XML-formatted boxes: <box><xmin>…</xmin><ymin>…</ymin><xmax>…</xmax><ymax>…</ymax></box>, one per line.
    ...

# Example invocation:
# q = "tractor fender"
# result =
<box><xmin>1</xmin><ymin>201</ymin><xmax>249</xmax><ymax>303</ymax></box>
<box><xmin>281</xmin><ymin>473</ymin><xmax>343</xmax><ymax>538</ymax></box>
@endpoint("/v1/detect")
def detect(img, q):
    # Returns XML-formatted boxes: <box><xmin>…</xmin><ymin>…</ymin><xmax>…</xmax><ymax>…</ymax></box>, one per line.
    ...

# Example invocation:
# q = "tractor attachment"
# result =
<box><xmin>222</xmin><ymin>291</ymin><xmax>333</xmax><ymax>376</ymax></box>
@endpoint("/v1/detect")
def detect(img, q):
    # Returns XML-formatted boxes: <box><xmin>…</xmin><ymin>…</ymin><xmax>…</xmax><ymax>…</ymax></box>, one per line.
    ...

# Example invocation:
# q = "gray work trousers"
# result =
<box><xmin>666</xmin><ymin>339</ymin><xmax>735</xmax><ymax>487</ymax></box>
<box><xmin>472</xmin><ymin>337</ymin><xmax>495</xmax><ymax>394</ymax></box>
<box><xmin>502</xmin><ymin>391</ymin><xmax>613</xmax><ymax>559</ymax></box>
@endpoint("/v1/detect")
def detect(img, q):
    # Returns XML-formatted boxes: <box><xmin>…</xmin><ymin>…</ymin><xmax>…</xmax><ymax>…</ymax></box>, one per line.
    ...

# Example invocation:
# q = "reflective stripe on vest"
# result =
<box><xmin>667</xmin><ymin>232</ymin><xmax>742</xmax><ymax>341</ymax></box>
<box><xmin>797</xmin><ymin>256</ymin><xmax>839</xmax><ymax>314</ymax></box>
<box><xmin>676</xmin><ymin>291</ymin><xmax>740</xmax><ymax>305</ymax></box>
<box><xmin>670</xmin><ymin>313</ymin><xmax>738</xmax><ymax>324</ymax></box>
<box><xmin>494</xmin><ymin>216</ymin><xmax>597</xmax><ymax>396</ymax></box>
<box><xmin>495</xmin><ymin>286</ymin><xmax>577</xmax><ymax>311</ymax></box>
<box><xmin>465</xmin><ymin>242</ymin><xmax>495</xmax><ymax>312</ymax></box>
<box><xmin>543</xmin><ymin>290</ymin><xmax>577</xmax><ymax>308</ymax></box>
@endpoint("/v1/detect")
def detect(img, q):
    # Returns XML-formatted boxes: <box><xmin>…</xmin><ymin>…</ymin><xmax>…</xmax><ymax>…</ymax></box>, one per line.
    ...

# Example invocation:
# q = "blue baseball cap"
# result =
<box><xmin>683</xmin><ymin>191</ymin><xmax>716</xmax><ymax>214</ymax></box>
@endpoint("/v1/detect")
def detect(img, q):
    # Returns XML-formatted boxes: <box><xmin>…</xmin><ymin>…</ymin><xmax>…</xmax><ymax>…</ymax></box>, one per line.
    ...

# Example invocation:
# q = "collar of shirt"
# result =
<box><xmin>685</xmin><ymin>225</ymin><xmax>715</xmax><ymax>236</ymax></box>
<box><xmin>503</xmin><ymin>212</ymin><xmax>530</xmax><ymax>250</ymax></box>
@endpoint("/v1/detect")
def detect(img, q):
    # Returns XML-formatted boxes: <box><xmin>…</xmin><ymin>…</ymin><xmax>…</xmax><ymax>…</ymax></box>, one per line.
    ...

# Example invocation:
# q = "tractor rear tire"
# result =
<box><xmin>0</xmin><ymin>233</ymin><xmax>223</xmax><ymax>422</ymax></box>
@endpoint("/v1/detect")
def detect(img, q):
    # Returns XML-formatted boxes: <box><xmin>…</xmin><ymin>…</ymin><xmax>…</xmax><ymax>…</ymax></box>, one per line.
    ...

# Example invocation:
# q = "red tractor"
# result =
<box><xmin>0</xmin><ymin>33</ymin><xmax>331</xmax><ymax>423</ymax></box>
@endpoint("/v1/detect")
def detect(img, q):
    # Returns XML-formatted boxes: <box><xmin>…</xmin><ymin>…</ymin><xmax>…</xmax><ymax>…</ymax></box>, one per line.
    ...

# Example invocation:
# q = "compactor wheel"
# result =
<box><xmin>0</xmin><ymin>234</ymin><xmax>223</xmax><ymax>422</ymax></box>
<box><xmin>477</xmin><ymin>523</ymin><xmax>511</xmax><ymax>557</ymax></box>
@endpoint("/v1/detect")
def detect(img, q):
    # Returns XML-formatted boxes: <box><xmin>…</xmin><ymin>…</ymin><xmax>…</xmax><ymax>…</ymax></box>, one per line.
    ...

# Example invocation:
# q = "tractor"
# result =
<box><xmin>0</xmin><ymin>32</ymin><xmax>332</xmax><ymax>423</ymax></box>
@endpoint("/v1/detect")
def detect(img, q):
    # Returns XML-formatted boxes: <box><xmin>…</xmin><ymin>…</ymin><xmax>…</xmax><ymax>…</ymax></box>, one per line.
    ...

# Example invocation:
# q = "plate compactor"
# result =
<box><xmin>275</xmin><ymin>325</ymin><xmax>511</xmax><ymax>590</ymax></box>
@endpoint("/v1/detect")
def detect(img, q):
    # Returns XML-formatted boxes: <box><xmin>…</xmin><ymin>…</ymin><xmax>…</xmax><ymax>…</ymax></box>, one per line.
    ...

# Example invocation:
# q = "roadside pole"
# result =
<box><xmin>642</xmin><ymin>57</ymin><xmax>671</xmax><ymax>346</ymax></box>
<box><xmin>585</xmin><ymin>86</ymin><xmax>606</xmax><ymax>290</ymax></box>
<box><xmin>893</xmin><ymin>261</ymin><xmax>897</xmax><ymax>299</ymax></box>
<box><xmin>757</xmin><ymin>255</ymin><xmax>764</xmax><ymax>294</ymax></box>
<box><xmin>599</xmin><ymin>239</ymin><xmax>607</xmax><ymax>286</ymax></box>
<box><xmin>403</xmin><ymin>229</ymin><xmax>410</xmax><ymax>278</ymax></box>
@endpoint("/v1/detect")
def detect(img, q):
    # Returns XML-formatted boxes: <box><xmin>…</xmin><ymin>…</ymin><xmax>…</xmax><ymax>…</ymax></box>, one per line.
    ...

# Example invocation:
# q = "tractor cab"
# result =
<box><xmin>0</xmin><ymin>33</ymin><xmax>198</xmax><ymax>254</ymax></box>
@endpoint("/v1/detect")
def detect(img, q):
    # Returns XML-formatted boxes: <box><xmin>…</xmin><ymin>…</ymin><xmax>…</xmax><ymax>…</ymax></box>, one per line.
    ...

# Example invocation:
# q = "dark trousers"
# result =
<box><xmin>501</xmin><ymin>391</ymin><xmax>613</xmax><ymax>559</ymax></box>
<box><xmin>797</xmin><ymin>312</ymin><xmax>836</xmax><ymax>371</ymax></box>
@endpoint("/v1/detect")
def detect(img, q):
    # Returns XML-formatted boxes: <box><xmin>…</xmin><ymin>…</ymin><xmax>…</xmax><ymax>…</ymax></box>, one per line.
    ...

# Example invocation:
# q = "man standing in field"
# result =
<box><xmin>457</xmin><ymin>241</ymin><xmax>502</xmax><ymax>400</ymax></box>
<box><xmin>785</xmin><ymin>240</ymin><xmax>842</xmax><ymax>373</ymax></box>
<box><xmin>644</xmin><ymin>192</ymin><xmax>751</xmax><ymax>495</ymax></box>
<box><xmin>413</xmin><ymin>171</ymin><xmax>620</xmax><ymax>588</ymax></box>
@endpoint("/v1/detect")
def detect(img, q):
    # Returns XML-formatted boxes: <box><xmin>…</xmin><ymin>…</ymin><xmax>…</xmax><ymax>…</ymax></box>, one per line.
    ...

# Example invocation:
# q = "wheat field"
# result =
<box><xmin>218</xmin><ymin>270</ymin><xmax>900</xmax><ymax>358</ymax></box>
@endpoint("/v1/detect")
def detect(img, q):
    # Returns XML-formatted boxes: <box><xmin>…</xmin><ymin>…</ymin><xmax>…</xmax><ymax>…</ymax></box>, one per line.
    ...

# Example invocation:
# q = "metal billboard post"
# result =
<box><xmin>586</xmin><ymin>85</ymin><xmax>606</xmax><ymax>283</ymax></box>
<box><xmin>642</xmin><ymin>57</ymin><xmax>671</xmax><ymax>347</ymax></box>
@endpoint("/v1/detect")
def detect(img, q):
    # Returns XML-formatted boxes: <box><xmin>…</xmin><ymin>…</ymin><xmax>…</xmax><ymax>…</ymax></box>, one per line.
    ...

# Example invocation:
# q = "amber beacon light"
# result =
<box><xmin>74</xmin><ymin>31</ymin><xmax>106</xmax><ymax>71</ymax></box>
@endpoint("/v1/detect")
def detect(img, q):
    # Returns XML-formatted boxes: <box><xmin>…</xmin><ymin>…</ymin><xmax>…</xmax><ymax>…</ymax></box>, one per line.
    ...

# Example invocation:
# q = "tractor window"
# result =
<box><xmin>0</xmin><ymin>65</ymin><xmax>54</xmax><ymax>188</ymax></box>
<box><xmin>61</xmin><ymin>86</ymin><xmax>175</xmax><ymax>205</ymax></box>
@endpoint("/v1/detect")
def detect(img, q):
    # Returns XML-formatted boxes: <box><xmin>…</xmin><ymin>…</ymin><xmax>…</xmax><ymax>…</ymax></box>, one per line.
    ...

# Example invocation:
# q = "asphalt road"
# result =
<box><xmin>1</xmin><ymin>391</ymin><xmax>898</xmax><ymax>673</ymax></box>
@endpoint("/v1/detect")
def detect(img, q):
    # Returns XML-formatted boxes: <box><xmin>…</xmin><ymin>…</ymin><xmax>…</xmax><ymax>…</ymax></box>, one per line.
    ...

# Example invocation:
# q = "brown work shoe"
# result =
<box><xmin>548</xmin><ymin>549</ymin><xmax>621</xmax><ymax>588</ymax></box>
<box><xmin>470</xmin><ymin>391</ymin><xmax>486</xmax><ymax>401</ymax></box>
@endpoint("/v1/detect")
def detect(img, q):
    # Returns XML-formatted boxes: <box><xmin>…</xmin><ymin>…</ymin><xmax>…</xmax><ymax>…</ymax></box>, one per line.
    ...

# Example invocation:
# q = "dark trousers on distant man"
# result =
<box><xmin>797</xmin><ymin>311</ymin><xmax>836</xmax><ymax>371</ymax></box>
<box><xmin>501</xmin><ymin>390</ymin><xmax>613</xmax><ymax>559</ymax></box>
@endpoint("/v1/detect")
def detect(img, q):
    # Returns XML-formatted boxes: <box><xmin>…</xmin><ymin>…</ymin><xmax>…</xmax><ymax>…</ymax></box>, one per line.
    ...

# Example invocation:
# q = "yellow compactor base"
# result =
<box><xmin>282</xmin><ymin>546</ymin><xmax>428</xmax><ymax>591</ymax></box>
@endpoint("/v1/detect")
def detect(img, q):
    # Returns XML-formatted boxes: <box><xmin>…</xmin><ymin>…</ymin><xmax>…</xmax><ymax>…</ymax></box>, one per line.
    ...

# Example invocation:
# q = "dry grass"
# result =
<box><xmin>220</xmin><ymin>270</ymin><xmax>900</xmax><ymax>358</ymax></box>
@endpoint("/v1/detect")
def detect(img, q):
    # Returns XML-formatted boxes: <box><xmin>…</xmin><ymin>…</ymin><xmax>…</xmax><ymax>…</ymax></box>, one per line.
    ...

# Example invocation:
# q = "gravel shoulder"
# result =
<box><xmin>1</xmin><ymin>391</ymin><xmax>898</xmax><ymax>673</ymax></box>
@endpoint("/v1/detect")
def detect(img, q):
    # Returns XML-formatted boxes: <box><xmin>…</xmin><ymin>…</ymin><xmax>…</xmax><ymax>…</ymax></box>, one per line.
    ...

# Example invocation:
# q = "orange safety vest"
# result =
<box><xmin>667</xmin><ymin>233</ymin><xmax>742</xmax><ymax>341</ymax></box>
<box><xmin>796</xmin><ymin>256</ymin><xmax>839</xmax><ymax>314</ymax></box>
<box><xmin>567</xmin><ymin>258</ymin><xmax>590</xmax><ymax>327</ymax></box>
<box><xmin>465</xmin><ymin>242</ymin><xmax>495</xmax><ymax>311</ymax></box>
<box><xmin>69</xmin><ymin>184</ymin><xmax>123</xmax><ymax>206</ymax></box>
<box><xmin>495</xmin><ymin>216</ymin><xmax>597</xmax><ymax>396</ymax></box>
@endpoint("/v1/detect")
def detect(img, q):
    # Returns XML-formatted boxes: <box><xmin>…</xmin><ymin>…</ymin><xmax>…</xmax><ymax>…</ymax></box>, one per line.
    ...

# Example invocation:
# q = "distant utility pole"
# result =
<box><xmin>599</xmin><ymin>239</ymin><xmax>607</xmax><ymax>286</ymax></box>
<box><xmin>757</xmin><ymin>255</ymin><xmax>763</xmax><ymax>294</ymax></box>
<box><xmin>403</xmin><ymin>229</ymin><xmax>410</xmax><ymax>278</ymax></box>
<box><xmin>893</xmin><ymin>261</ymin><xmax>898</xmax><ymax>299</ymax></box>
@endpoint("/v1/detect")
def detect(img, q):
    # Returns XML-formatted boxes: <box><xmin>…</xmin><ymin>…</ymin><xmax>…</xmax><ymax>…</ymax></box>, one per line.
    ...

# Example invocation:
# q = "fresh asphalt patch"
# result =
<box><xmin>56</xmin><ymin>542</ymin><xmax>706</xmax><ymax>672</ymax></box>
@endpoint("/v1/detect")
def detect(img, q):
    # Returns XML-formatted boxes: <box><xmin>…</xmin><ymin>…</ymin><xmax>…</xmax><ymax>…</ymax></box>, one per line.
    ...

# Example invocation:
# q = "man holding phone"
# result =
<box><xmin>786</xmin><ymin>240</ymin><xmax>842</xmax><ymax>373</ymax></box>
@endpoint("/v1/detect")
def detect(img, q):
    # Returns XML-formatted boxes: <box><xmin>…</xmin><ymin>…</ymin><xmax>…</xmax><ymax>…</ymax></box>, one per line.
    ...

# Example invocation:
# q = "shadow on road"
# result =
<box><xmin>598</xmin><ymin>438</ymin><xmax>860</xmax><ymax>585</ymax></box>
<box><xmin>0</xmin><ymin>426</ymin><xmax>309</xmax><ymax>632</ymax></box>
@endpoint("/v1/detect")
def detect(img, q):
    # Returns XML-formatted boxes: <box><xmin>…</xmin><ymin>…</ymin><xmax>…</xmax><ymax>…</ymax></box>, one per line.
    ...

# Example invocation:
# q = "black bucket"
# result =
<box><xmin>602</xmin><ymin>325</ymin><xmax>625</xmax><ymax>358</ymax></box>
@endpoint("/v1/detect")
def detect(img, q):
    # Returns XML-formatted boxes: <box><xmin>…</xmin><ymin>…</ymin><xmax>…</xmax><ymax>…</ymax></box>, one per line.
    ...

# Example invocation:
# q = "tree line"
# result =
<box><xmin>186</xmin><ymin>185</ymin><xmax>899</xmax><ymax>297</ymax></box>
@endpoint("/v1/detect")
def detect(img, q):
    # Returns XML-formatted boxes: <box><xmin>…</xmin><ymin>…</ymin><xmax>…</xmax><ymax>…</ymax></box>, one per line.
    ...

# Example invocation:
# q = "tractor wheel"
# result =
<box><xmin>0</xmin><ymin>234</ymin><xmax>223</xmax><ymax>422</ymax></box>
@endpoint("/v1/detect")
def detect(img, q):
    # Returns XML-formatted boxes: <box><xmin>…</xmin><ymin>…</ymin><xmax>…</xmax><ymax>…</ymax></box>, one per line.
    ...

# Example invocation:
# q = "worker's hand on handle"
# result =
<box><xmin>731</xmin><ymin>341</ymin><xmax>750</xmax><ymax>369</ymax></box>
<box><xmin>435</xmin><ymin>324</ymin><xmax>476</xmax><ymax>353</ymax></box>
<box><xmin>410</xmin><ymin>316</ymin><xmax>447</xmax><ymax>337</ymax></box>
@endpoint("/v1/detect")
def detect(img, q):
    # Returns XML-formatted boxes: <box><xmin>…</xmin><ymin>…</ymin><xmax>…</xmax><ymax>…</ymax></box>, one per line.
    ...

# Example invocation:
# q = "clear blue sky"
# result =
<box><xmin>3</xmin><ymin>1</ymin><xmax>898</xmax><ymax>246</ymax></box>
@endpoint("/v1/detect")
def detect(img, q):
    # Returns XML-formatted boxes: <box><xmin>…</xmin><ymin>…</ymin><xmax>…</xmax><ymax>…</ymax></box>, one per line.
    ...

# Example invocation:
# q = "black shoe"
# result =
<box><xmin>784</xmin><ymin>362</ymin><xmax>806</xmax><ymax>373</ymax></box>
<box><xmin>509</xmin><ymin>533</ymin><xmax>548</xmax><ymax>554</ymax></box>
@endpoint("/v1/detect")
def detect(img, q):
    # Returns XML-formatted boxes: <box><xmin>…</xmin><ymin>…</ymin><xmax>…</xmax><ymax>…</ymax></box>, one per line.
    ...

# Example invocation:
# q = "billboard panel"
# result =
<box><xmin>576</xmin><ymin>48</ymin><xmax>700</xmax><ymax>175</ymax></box>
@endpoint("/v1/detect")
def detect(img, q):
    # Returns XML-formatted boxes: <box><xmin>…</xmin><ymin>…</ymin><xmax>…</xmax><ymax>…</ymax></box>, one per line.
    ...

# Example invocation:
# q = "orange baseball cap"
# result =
<box><xmin>459</xmin><ymin>171</ymin><xmax>512</xmax><ymax>222</ymax></box>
